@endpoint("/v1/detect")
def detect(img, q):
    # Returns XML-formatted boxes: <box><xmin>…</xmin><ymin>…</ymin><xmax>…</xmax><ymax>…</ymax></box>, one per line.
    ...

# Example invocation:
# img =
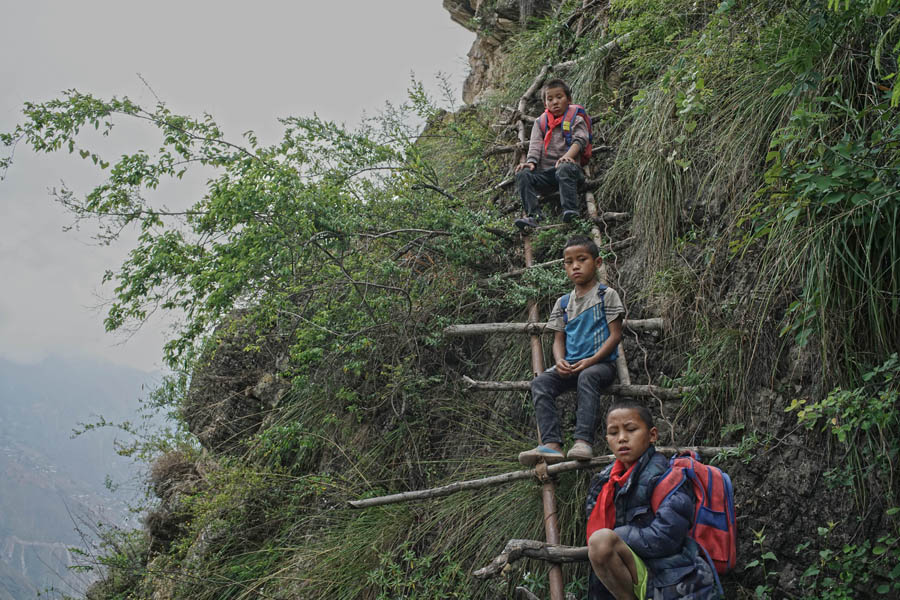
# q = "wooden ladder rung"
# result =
<box><xmin>445</xmin><ymin>317</ymin><xmax>665</xmax><ymax>337</ymax></box>
<box><xmin>348</xmin><ymin>446</ymin><xmax>734</xmax><ymax>510</ymax></box>
<box><xmin>461</xmin><ymin>376</ymin><xmax>691</xmax><ymax>399</ymax></box>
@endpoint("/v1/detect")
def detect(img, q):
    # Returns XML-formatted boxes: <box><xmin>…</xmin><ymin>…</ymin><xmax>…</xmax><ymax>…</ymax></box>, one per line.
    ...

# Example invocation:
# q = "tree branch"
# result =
<box><xmin>474</xmin><ymin>540</ymin><xmax>589</xmax><ymax>579</ymax></box>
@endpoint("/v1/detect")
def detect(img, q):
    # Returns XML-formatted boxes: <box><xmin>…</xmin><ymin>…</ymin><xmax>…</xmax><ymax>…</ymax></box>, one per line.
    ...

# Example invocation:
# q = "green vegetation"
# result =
<box><xmin>5</xmin><ymin>0</ymin><xmax>900</xmax><ymax>598</ymax></box>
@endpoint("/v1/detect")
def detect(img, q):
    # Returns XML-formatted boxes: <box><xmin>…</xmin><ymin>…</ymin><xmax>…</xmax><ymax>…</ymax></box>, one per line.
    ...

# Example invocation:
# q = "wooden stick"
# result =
<box><xmin>444</xmin><ymin>318</ymin><xmax>664</xmax><ymax>336</ymax></box>
<box><xmin>608</xmin><ymin>236</ymin><xmax>636</xmax><ymax>251</ymax></box>
<box><xmin>461</xmin><ymin>376</ymin><xmax>691</xmax><ymax>399</ymax></box>
<box><xmin>518</xmin><ymin>65</ymin><xmax>550</xmax><ymax>145</ymax></box>
<box><xmin>515</xmin><ymin>587</ymin><xmax>542</xmax><ymax>600</ymax></box>
<box><xmin>524</xmin><ymin>230</ymin><xmax>565</xmax><ymax>600</ymax></box>
<box><xmin>475</xmin><ymin>541</ymin><xmax>588</xmax><ymax>579</ymax></box>
<box><xmin>492</xmin><ymin>258</ymin><xmax>563</xmax><ymax>279</ymax></box>
<box><xmin>349</xmin><ymin>447</ymin><xmax>730</xmax><ymax>509</ymax></box>
<box><xmin>496</xmin><ymin>176</ymin><xmax>515</xmax><ymax>190</ymax></box>
<box><xmin>552</xmin><ymin>32</ymin><xmax>633</xmax><ymax>70</ymax></box>
<box><xmin>480</xmin><ymin>236</ymin><xmax>633</xmax><ymax>283</ymax></box>
<box><xmin>474</xmin><ymin>540</ymin><xmax>588</xmax><ymax>578</ymax></box>
<box><xmin>591</xmin><ymin>211</ymin><xmax>630</xmax><ymax>223</ymax></box>
<box><xmin>484</xmin><ymin>142</ymin><xmax>528</xmax><ymax>158</ymax></box>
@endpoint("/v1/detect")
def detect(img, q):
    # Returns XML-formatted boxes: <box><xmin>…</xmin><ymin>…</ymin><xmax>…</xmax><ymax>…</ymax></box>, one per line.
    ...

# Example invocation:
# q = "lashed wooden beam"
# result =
<box><xmin>348</xmin><ymin>447</ymin><xmax>729</xmax><ymax>509</ymax></box>
<box><xmin>444</xmin><ymin>318</ymin><xmax>664</xmax><ymax>337</ymax></box>
<box><xmin>461</xmin><ymin>376</ymin><xmax>691</xmax><ymax>399</ymax></box>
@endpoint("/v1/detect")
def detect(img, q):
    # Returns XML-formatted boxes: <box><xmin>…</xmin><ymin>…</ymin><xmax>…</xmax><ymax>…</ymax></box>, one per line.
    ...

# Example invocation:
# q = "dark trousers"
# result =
<box><xmin>516</xmin><ymin>162</ymin><xmax>584</xmax><ymax>218</ymax></box>
<box><xmin>531</xmin><ymin>362</ymin><xmax>616</xmax><ymax>445</ymax></box>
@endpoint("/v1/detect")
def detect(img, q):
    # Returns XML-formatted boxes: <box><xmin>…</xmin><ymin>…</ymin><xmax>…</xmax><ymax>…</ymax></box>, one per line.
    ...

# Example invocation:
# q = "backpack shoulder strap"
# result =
<box><xmin>560</xmin><ymin>293</ymin><xmax>570</xmax><ymax>325</ymax></box>
<box><xmin>538</xmin><ymin>111</ymin><xmax>549</xmax><ymax>135</ymax></box>
<box><xmin>561</xmin><ymin>105</ymin><xmax>579</xmax><ymax>146</ymax></box>
<box><xmin>650</xmin><ymin>454</ymin><xmax>696</xmax><ymax>513</ymax></box>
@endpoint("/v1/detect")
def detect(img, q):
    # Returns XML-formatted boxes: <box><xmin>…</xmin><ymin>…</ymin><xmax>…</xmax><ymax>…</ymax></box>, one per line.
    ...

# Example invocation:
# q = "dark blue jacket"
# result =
<box><xmin>585</xmin><ymin>446</ymin><xmax>712</xmax><ymax>598</ymax></box>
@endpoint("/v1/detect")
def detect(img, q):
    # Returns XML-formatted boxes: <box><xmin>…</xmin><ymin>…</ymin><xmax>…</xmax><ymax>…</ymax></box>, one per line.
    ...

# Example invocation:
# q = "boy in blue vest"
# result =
<box><xmin>584</xmin><ymin>401</ymin><xmax>720</xmax><ymax>600</ymax></box>
<box><xmin>514</xmin><ymin>78</ymin><xmax>589</xmax><ymax>229</ymax></box>
<box><xmin>519</xmin><ymin>235</ymin><xmax>624</xmax><ymax>466</ymax></box>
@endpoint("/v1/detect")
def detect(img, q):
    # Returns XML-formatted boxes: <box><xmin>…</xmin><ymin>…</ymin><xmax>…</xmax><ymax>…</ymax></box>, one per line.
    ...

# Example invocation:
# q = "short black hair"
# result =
<box><xmin>564</xmin><ymin>235</ymin><xmax>599</xmax><ymax>258</ymax></box>
<box><xmin>543</xmin><ymin>78</ymin><xmax>572</xmax><ymax>102</ymax></box>
<box><xmin>606</xmin><ymin>400</ymin><xmax>655</xmax><ymax>430</ymax></box>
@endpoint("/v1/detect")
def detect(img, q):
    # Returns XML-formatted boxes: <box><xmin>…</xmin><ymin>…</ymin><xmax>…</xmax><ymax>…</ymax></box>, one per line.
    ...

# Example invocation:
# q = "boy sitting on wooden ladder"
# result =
<box><xmin>514</xmin><ymin>77</ymin><xmax>592</xmax><ymax>229</ymax></box>
<box><xmin>585</xmin><ymin>401</ymin><xmax>721</xmax><ymax>600</ymax></box>
<box><xmin>519</xmin><ymin>235</ymin><xmax>623</xmax><ymax>466</ymax></box>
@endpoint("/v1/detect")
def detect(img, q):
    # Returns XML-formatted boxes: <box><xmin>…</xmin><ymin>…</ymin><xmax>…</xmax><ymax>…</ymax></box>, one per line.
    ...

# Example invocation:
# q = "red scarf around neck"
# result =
<box><xmin>542</xmin><ymin>109</ymin><xmax>564</xmax><ymax>151</ymax></box>
<box><xmin>586</xmin><ymin>459</ymin><xmax>637</xmax><ymax>543</ymax></box>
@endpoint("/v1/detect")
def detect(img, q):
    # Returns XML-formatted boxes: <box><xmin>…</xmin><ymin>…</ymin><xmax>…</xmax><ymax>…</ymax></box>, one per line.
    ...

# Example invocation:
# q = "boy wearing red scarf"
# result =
<box><xmin>585</xmin><ymin>402</ymin><xmax>720</xmax><ymax>600</ymax></box>
<box><xmin>514</xmin><ymin>78</ymin><xmax>588</xmax><ymax>229</ymax></box>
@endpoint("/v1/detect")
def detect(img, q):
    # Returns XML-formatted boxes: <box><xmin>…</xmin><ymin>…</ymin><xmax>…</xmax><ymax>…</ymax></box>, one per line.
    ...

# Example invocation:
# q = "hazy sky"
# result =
<box><xmin>0</xmin><ymin>1</ymin><xmax>475</xmax><ymax>372</ymax></box>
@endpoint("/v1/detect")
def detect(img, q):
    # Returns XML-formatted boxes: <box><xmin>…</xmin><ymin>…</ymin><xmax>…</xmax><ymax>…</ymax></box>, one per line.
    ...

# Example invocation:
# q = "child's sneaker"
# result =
<box><xmin>566</xmin><ymin>440</ymin><xmax>594</xmax><ymax>461</ymax></box>
<box><xmin>518</xmin><ymin>445</ymin><xmax>565</xmax><ymax>466</ymax></box>
<box><xmin>562</xmin><ymin>210</ymin><xmax>578</xmax><ymax>223</ymax></box>
<box><xmin>514</xmin><ymin>216</ymin><xmax>540</xmax><ymax>230</ymax></box>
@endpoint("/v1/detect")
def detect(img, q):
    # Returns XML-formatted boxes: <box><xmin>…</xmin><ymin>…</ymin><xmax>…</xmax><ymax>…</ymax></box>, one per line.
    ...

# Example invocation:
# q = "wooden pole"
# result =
<box><xmin>461</xmin><ymin>376</ymin><xmax>691</xmax><ymax>399</ymax></box>
<box><xmin>443</xmin><ymin>318</ymin><xmax>665</xmax><ymax>336</ymax></box>
<box><xmin>348</xmin><ymin>447</ymin><xmax>731</xmax><ymax>509</ymax></box>
<box><xmin>524</xmin><ymin>235</ymin><xmax>565</xmax><ymax>600</ymax></box>
<box><xmin>584</xmin><ymin>187</ymin><xmax>631</xmax><ymax>389</ymax></box>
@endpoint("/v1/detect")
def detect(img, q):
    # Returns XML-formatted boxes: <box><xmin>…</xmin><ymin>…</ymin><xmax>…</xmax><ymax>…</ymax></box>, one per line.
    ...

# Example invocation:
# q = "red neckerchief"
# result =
<box><xmin>542</xmin><ymin>109</ymin><xmax>564</xmax><ymax>151</ymax></box>
<box><xmin>586</xmin><ymin>459</ymin><xmax>637</xmax><ymax>543</ymax></box>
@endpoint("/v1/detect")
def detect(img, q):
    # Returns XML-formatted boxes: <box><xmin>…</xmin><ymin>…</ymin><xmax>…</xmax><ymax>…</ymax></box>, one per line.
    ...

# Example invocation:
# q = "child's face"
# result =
<box><xmin>606</xmin><ymin>408</ymin><xmax>658</xmax><ymax>468</ymax></box>
<box><xmin>563</xmin><ymin>244</ymin><xmax>601</xmax><ymax>287</ymax></box>
<box><xmin>544</xmin><ymin>86</ymin><xmax>571</xmax><ymax>117</ymax></box>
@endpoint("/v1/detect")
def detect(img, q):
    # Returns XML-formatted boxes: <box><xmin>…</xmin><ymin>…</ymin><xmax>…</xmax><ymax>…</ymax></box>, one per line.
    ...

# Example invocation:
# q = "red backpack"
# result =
<box><xmin>650</xmin><ymin>451</ymin><xmax>737</xmax><ymax>579</ymax></box>
<box><xmin>537</xmin><ymin>104</ymin><xmax>593</xmax><ymax>166</ymax></box>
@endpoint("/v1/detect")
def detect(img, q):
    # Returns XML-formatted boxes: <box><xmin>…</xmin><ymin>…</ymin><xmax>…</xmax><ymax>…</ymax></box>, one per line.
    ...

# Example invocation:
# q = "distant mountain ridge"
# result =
<box><xmin>0</xmin><ymin>356</ymin><xmax>155</xmax><ymax>598</ymax></box>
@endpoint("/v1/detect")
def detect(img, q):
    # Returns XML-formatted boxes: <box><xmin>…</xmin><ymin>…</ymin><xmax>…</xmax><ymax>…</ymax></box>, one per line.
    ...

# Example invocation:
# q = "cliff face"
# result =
<box><xmin>444</xmin><ymin>0</ymin><xmax>556</xmax><ymax>103</ymax></box>
<box><xmin>84</xmin><ymin>1</ymin><xmax>900</xmax><ymax>598</ymax></box>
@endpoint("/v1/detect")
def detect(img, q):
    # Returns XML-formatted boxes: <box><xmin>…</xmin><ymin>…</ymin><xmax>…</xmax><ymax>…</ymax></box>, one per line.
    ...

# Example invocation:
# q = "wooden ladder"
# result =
<box><xmin>349</xmin><ymin>59</ymin><xmax>729</xmax><ymax>599</ymax></box>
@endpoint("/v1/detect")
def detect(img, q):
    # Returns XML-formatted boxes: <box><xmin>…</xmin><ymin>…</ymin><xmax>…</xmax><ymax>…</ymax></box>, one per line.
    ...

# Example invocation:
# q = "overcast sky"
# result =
<box><xmin>0</xmin><ymin>1</ymin><xmax>475</xmax><ymax>372</ymax></box>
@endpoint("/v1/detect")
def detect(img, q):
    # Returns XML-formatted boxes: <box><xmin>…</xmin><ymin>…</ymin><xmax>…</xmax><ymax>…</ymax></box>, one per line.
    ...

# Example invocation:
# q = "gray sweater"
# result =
<box><xmin>525</xmin><ymin>112</ymin><xmax>590</xmax><ymax>170</ymax></box>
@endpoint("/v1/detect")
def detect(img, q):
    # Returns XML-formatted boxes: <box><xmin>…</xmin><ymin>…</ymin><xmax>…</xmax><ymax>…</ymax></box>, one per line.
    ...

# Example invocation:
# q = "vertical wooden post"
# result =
<box><xmin>585</xmin><ymin>188</ymin><xmax>630</xmax><ymax>386</ymax></box>
<box><xmin>524</xmin><ymin>235</ymin><xmax>565</xmax><ymax>600</ymax></box>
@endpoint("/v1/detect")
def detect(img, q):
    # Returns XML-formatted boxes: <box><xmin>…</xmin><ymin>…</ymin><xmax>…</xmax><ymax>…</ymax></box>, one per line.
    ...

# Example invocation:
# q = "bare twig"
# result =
<box><xmin>412</xmin><ymin>183</ymin><xmax>457</xmax><ymax>201</ymax></box>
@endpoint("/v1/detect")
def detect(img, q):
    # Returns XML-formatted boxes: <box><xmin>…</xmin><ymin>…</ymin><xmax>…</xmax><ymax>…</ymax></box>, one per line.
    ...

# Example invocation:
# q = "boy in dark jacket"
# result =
<box><xmin>585</xmin><ymin>401</ymin><xmax>720</xmax><ymax>600</ymax></box>
<box><xmin>514</xmin><ymin>78</ymin><xmax>588</xmax><ymax>229</ymax></box>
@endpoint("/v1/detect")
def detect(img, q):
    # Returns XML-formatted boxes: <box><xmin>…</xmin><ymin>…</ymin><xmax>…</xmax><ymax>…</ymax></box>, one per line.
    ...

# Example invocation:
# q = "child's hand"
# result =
<box><xmin>555</xmin><ymin>155</ymin><xmax>576</xmax><ymax>168</ymax></box>
<box><xmin>569</xmin><ymin>357</ymin><xmax>596</xmax><ymax>373</ymax></box>
<box><xmin>516</xmin><ymin>162</ymin><xmax>535</xmax><ymax>173</ymax></box>
<box><xmin>555</xmin><ymin>358</ymin><xmax>574</xmax><ymax>376</ymax></box>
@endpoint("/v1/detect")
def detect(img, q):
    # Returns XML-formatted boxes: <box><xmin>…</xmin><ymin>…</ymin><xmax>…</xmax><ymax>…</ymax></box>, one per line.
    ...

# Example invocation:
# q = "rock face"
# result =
<box><xmin>181</xmin><ymin>313</ymin><xmax>289</xmax><ymax>454</ymax></box>
<box><xmin>444</xmin><ymin>0</ymin><xmax>557</xmax><ymax>103</ymax></box>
